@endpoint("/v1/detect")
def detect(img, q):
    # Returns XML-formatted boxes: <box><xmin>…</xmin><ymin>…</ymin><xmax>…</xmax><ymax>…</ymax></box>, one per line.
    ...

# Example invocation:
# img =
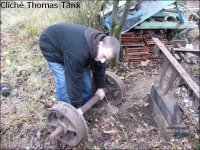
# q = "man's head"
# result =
<box><xmin>95</xmin><ymin>36</ymin><xmax>120</xmax><ymax>63</ymax></box>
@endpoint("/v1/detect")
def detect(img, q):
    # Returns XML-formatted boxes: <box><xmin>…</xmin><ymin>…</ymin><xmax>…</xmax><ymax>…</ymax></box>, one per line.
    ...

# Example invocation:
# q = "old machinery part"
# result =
<box><xmin>188</xmin><ymin>9</ymin><xmax>200</xmax><ymax>23</ymax></box>
<box><xmin>169</xmin><ymin>28</ymin><xmax>194</xmax><ymax>44</ymax></box>
<box><xmin>179</xmin><ymin>52</ymin><xmax>199</xmax><ymax>64</ymax></box>
<box><xmin>91</xmin><ymin>71</ymin><xmax>126</xmax><ymax>106</ymax></box>
<box><xmin>153</xmin><ymin>38</ymin><xmax>199</xmax><ymax>129</ymax></box>
<box><xmin>148</xmin><ymin>37</ymin><xmax>200</xmax><ymax>139</ymax></box>
<box><xmin>164</xmin><ymin>15</ymin><xmax>177</xmax><ymax>22</ymax></box>
<box><xmin>46</xmin><ymin>71</ymin><xmax>125</xmax><ymax>146</ymax></box>
<box><xmin>148</xmin><ymin>85</ymin><xmax>189</xmax><ymax>140</ymax></box>
<box><xmin>171</xmin><ymin>39</ymin><xmax>187</xmax><ymax>48</ymax></box>
<box><xmin>178</xmin><ymin>3</ymin><xmax>200</xmax><ymax>23</ymax></box>
<box><xmin>170</xmin><ymin>39</ymin><xmax>200</xmax><ymax>64</ymax></box>
<box><xmin>47</xmin><ymin>102</ymin><xmax>88</xmax><ymax>147</ymax></box>
<box><xmin>105</xmin><ymin>71</ymin><xmax>126</xmax><ymax>106</ymax></box>
<box><xmin>134</xmin><ymin>21</ymin><xmax>197</xmax><ymax>29</ymax></box>
<box><xmin>153</xmin><ymin>38</ymin><xmax>199</xmax><ymax>99</ymax></box>
<box><xmin>0</xmin><ymin>82</ymin><xmax>11</xmax><ymax>97</ymax></box>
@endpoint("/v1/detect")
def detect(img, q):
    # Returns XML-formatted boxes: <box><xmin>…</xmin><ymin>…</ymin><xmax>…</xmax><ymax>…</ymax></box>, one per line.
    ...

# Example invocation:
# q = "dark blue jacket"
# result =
<box><xmin>39</xmin><ymin>23</ymin><xmax>106</xmax><ymax>108</ymax></box>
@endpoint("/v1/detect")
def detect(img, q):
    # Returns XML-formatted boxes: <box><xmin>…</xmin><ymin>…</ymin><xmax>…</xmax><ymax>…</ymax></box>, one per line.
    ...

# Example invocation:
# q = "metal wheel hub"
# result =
<box><xmin>46</xmin><ymin>102</ymin><xmax>88</xmax><ymax>146</ymax></box>
<box><xmin>105</xmin><ymin>71</ymin><xmax>126</xmax><ymax>105</ymax></box>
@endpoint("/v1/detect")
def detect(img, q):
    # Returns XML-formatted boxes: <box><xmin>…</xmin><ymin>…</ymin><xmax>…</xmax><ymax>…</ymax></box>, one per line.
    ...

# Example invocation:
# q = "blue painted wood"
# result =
<box><xmin>104</xmin><ymin>1</ymin><xmax>175</xmax><ymax>34</ymax></box>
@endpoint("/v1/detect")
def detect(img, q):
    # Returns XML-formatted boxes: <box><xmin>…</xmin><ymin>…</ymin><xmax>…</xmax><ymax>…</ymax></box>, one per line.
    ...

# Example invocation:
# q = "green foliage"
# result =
<box><xmin>122</xmin><ymin>72</ymin><xmax>127</xmax><ymax>80</ymax></box>
<box><xmin>192</xmin><ymin>66</ymin><xmax>200</xmax><ymax>75</ymax></box>
<box><xmin>114</xmin><ymin>25</ymin><xmax>119</xmax><ymax>31</ymax></box>
<box><xmin>60</xmin><ymin>1</ymin><xmax>105</xmax><ymax>31</ymax></box>
<box><xmin>29</xmin><ymin>55</ymin><xmax>44</xmax><ymax>66</ymax></box>
<box><xmin>107</xmin><ymin>66</ymin><xmax>117</xmax><ymax>72</ymax></box>
<box><xmin>26</xmin><ymin>24</ymin><xmax>37</xmax><ymax>36</ymax></box>
<box><xmin>88</xmin><ymin>136</ymin><xmax>94</xmax><ymax>142</ymax></box>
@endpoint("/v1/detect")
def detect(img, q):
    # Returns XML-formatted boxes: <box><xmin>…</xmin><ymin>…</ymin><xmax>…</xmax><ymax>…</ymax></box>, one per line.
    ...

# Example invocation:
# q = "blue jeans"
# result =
<box><xmin>47</xmin><ymin>62</ymin><xmax>94</xmax><ymax>104</ymax></box>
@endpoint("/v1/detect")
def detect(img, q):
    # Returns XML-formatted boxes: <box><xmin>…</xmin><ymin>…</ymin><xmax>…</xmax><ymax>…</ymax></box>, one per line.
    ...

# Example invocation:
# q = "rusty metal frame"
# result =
<box><xmin>152</xmin><ymin>37</ymin><xmax>199</xmax><ymax>129</ymax></box>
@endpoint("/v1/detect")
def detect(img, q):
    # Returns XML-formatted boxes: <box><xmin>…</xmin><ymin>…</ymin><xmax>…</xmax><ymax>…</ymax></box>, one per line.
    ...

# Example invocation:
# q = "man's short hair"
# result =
<box><xmin>102</xmin><ymin>36</ymin><xmax>120</xmax><ymax>58</ymax></box>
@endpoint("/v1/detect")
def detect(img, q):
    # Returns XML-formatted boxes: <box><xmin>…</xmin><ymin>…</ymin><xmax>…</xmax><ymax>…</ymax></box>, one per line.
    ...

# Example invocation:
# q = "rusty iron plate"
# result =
<box><xmin>46</xmin><ymin>101</ymin><xmax>88</xmax><ymax>146</ymax></box>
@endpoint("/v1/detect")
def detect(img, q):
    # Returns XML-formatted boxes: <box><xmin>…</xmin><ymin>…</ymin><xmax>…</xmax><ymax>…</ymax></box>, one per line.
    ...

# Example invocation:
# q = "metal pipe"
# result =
<box><xmin>81</xmin><ymin>88</ymin><xmax>108</xmax><ymax>113</ymax></box>
<box><xmin>49</xmin><ymin>126</ymin><xmax>64</xmax><ymax>144</ymax></box>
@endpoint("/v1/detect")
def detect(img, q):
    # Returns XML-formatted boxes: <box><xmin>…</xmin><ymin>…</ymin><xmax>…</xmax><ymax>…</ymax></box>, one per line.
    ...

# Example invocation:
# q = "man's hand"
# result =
<box><xmin>76</xmin><ymin>108</ymin><xmax>83</xmax><ymax>116</ymax></box>
<box><xmin>95</xmin><ymin>88</ymin><xmax>105</xmax><ymax>100</ymax></box>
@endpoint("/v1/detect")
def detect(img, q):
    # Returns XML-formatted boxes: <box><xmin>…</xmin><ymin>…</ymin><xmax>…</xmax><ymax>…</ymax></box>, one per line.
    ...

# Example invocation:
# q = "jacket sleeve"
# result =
<box><xmin>64</xmin><ymin>52</ymin><xmax>84</xmax><ymax>108</ymax></box>
<box><xmin>91</xmin><ymin>61</ymin><xmax>106</xmax><ymax>88</ymax></box>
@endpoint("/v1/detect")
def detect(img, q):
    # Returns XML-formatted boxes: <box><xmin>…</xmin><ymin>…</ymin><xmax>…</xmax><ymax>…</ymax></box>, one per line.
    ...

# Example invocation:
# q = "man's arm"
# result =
<box><xmin>91</xmin><ymin>61</ymin><xmax>106</xmax><ymax>99</ymax></box>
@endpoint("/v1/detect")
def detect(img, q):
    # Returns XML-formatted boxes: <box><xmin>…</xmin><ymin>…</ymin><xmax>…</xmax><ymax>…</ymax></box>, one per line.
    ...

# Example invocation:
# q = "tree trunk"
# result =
<box><xmin>109</xmin><ymin>0</ymin><xmax>131</xmax><ymax>69</ymax></box>
<box><xmin>109</xmin><ymin>29</ymin><xmax>121</xmax><ymax>69</ymax></box>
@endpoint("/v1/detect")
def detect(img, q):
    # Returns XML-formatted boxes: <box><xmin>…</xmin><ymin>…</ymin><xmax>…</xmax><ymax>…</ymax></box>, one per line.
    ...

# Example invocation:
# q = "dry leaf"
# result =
<box><xmin>119</xmin><ymin>76</ymin><xmax>125</xmax><ymax>80</ymax></box>
<box><xmin>1</xmin><ymin>124</ymin><xmax>10</xmax><ymax>134</ymax></box>
<box><xmin>144</xmin><ymin>102</ymin><xmax>149</xmax><ymax>107</ymax></box>
<box><xmin>130</xmin><ymin>112</ymin><xmax>136</xmax><ymax>118</ymax></box>
<box><xmin>143</xmin><ymin>122</ymin><xmax>148</xmax><ymax>127</ymax></box>
<box><xmin>103</xmin><ymin>130</ymin><xmax>116</xmax><ymax>134</ymax></box>
<box><xmin>151</xmin><ymin>140</ymin><xmax>160</xmax><ymax>148</ymax></box>
<box><xmin>36</xmin><ymin>131</ymin><xmax>41</xmax><ymax>139</ymax></box>
<box><xmin>5</xmin><ymin>59</ymin><xmax>11</xmax><ymax>66</ymax></box>
<box><xmin>141</xmin><ymin>60</ymin><xmax>150</xmax><ymax>66</ymax></box>
<box><xmin>136</xmin><ymin>127</ymin><xmax>142</xmax><ymax>134</ymax></box>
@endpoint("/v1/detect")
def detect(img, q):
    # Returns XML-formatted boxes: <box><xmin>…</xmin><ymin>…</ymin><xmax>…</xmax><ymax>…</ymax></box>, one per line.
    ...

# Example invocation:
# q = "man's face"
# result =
<box><xmin>95</xmin><ymin>41</ymin><xmax>113</xmax><ymax>63</ymax></box>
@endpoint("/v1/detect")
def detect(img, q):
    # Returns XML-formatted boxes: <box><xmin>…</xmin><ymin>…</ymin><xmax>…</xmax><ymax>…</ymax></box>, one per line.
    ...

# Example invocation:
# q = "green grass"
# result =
<box><xmin>1</xmin><ymin>1</ymin><xmax>105</xmax><ymax>148</ymax></box>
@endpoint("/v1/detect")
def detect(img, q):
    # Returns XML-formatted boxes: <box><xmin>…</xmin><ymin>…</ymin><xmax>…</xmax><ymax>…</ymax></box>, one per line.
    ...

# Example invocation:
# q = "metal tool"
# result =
<box><xmin>46</xmin><ymin>71</ymin><xmax>125</xmax><ymax>146</ymax></box>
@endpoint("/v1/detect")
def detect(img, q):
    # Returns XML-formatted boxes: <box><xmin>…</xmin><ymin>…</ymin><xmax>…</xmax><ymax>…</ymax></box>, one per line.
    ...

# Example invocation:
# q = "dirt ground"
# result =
<box><xmin>1</xmin><ymin>60</ymin><xmax>199</xmax><ymax>149</ymax></box>
<box><xmin>52</xmin><ymin>61</ymin><xmax>199</xmax><ymax>149</ymax></box>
